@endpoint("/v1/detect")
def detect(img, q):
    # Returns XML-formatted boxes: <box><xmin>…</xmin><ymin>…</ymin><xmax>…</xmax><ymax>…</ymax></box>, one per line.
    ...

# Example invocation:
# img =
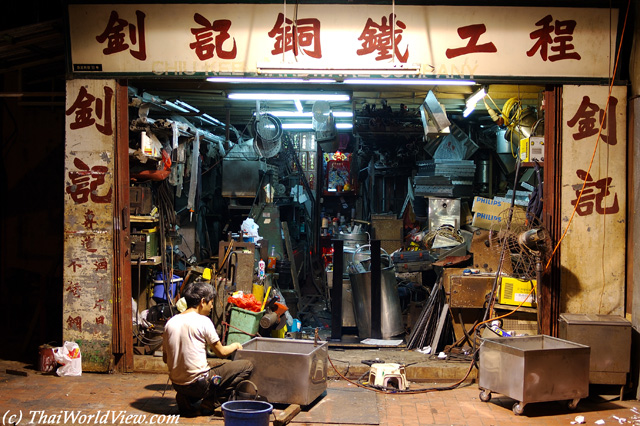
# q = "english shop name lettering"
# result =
<box><xmin>476</xmin><ymin>212</ymin><xmax>502</xmax><ymax>222</ymax></box>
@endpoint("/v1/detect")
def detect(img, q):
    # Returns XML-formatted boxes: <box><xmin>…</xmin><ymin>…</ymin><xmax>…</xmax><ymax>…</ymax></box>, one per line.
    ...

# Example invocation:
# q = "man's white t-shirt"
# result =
<box><xmin>163</xmin><ymin>311</ymin><xmax>220</xmax><ymax>385</ymax></box>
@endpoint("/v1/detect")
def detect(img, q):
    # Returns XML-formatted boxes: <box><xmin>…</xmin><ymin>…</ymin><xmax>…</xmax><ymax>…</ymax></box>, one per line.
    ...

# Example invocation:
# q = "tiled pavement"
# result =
<box><xmin>1</xmin><ymin>359</ymin><xmax>639</xmax><ymax>426</ymax></box>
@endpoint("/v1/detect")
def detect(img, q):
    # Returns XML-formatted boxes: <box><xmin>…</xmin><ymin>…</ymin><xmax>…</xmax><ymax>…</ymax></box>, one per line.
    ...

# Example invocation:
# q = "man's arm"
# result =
<box><xmin>209</xmin><ymin>341</ymin><xmax>243</xmax><ymax>358</ymax></box>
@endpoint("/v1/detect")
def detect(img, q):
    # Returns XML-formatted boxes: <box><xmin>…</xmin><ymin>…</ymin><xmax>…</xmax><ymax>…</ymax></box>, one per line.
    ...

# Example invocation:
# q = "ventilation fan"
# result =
<box><xmin>252</xmin><ymin>112</ymin><xmax>283</xmax><ymax>158</ymax></box>
<box><xmin>312</xmin><ymin>101</ymin><xmax>337</xmax><ymax>142</ymax></box>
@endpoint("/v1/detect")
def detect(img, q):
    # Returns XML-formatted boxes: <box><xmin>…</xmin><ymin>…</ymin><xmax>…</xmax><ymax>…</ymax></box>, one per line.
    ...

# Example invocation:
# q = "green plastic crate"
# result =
<box><xmin>227</xmin><ymin>307</ymin><xmax>264</xmax><ymax>345</ymax></box>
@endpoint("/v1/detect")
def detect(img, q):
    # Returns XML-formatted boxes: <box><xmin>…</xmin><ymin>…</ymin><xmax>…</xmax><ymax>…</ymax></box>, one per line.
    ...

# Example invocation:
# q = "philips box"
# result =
<box><xmin>471</xmin><ymin>196</ymin><xmax>525</xmax><ymax>230</ymax></box>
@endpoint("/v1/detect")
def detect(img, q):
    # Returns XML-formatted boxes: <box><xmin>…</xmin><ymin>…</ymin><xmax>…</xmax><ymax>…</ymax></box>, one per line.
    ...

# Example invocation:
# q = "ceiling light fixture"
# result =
<box><xmin>263</xmin><ymin>111</ymin><xmax>353</xmax><ymax>118</ymax></box>
<box><xmin>228</xmin><ymin>93</ymin><xmax>350</xmax><ymax>101</ymax></box>
<box><xmin>281</xmin><ymin>122</ymin><xmax>353</xmax><ymax>130</ymax></box>
<box><xmin>344</xmin><ymin>78</ymin><xmax>475</xmax><ymax>86</ymax></box>
<box><xmin>282</xmin><ymin>123</ymin><xmax>314</xmax><ymax>130</ymax></box>
<box><xmin>207</xmin><ymin>77</ymin><xmax>336</xmax><ymax>84</ymax></box>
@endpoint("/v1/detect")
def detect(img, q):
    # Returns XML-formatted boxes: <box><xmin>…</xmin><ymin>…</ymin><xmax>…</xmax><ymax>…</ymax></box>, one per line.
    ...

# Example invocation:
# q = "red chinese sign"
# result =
<box><xmin>570</xmin><ymin>169</ymin><xmax>619</xmax><ymax>216</ymax></box>
<box><xmin>66</xmin><ymin>157</ymin><xmax>113</xmax><ymax>204</ymax></box>
<box><xmin>190</xmin><ymin>13</ymin><xmax>237</xmax><ymax>60</ymax></box>
<box><xmin>527</xmin><ymin>15</ymin><xmax>581</xmax><ymax>62</ymax></box>
<box><xmin>96</xmin><ymin>10</ymin><xmax>147</xmax><ymax>61</ymax></box>
<box><xmin>357</xmin><ymin>14</ymin><xmax>408</xmax><ymax>62</ymax></box>
<box><xmin>446</xmin><ymin>24</ymin><xmax>497</xmax><ymax>59</ymax></box>
<box><xmin>566</xmin><ymin>96</ymin><xmax>618</xmax><ymax>145</ymax></box>
<box><xmin>268</xmin><ymin>12</ymin><xmax>321</xmax><ymax>58</ymax></box>
<box><xmin>65</xmin><ymin>86</ymin><xmax>114</xmax><ymax>136</ymax></box>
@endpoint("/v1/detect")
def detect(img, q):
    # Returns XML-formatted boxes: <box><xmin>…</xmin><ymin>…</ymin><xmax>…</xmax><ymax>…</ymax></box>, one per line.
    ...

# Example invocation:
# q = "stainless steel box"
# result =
<box><xmin>479</xmin><ymin>335</ymin><xmax>589</xmax><ymax>414</ymax></box>
<box><xmin>233</xmin><ymin>337</ymin><xmax>328</xmax><ymax>406</ymax></box>
<box><xmin>558</xmin><ymin>313</ymin><xmax>631</xmax><ymax>385</ymax></box>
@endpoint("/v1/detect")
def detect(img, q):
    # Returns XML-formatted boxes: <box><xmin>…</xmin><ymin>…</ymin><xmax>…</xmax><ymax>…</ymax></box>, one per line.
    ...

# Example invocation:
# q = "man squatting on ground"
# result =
<box><xmin>163</xmin><ymin>281</ymin><xmax>253</xmax><ymax>417</ymax></box>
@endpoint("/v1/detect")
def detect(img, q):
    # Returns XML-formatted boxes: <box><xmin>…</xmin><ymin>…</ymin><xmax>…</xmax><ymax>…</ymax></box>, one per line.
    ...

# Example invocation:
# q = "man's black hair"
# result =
<box><xmin>183</xmin><ymin>281</ymin><xmax>215</xmax><ymax>309</ymax></box>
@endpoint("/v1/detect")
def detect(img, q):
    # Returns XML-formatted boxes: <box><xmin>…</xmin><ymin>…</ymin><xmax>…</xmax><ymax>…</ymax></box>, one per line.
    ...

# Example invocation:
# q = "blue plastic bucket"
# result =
<box><xmin>221</xmin><ymin>400</ymin><xmax>273</xmax><ymax>426</ymax></box>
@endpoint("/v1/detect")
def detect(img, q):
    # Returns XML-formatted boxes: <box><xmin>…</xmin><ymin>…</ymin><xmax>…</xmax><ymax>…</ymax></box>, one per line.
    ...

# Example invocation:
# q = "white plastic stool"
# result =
<box><xmin>368</xmin><ymin>363</ymin><xmax>408</xmax><ymax>390</ymax></box>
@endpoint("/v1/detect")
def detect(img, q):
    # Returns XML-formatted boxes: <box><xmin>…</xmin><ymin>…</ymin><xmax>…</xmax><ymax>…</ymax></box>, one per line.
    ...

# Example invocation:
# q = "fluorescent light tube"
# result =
<box><xmin>336</xmin><ymin>123</ymin><xmax>353</xmax><ymax>129</ymax></box>
<box><xmin>257</xmin><ymin>62</ymin><xmax>421</xmax><ymax>75</ymax></box>
<box><xmin>466</xmin><ymin>87</ymin><xmax>487</xmax><ymax>107</ymax></box>
<box><xmin>207</xmin><ymin>77</ymin><xmax>336</xmax><ymax>84</ymax></box>
<box><xmin>463</xmin><ymin>105</ymin><xmax>476</xmax><ymax>117</ymax></box>
<box><xmin>255</xmin><ymin>111</ymin><xmax>353</xmax><ymax>118</ymax></box>
<box><xmin>228</xmin><ymin>93</ymin><xmax>350</xmax><ymax>101</ymax></box>
<box><xmin>294</xmin><ymin>99</ymin><xmax>303</xmax><ymax>113</ymax></box>
<box><xmin>344</xmin><ymin>78</ymin><xmax>475</xmax><ymax>86</ymax></box>
<box><xmin>282</xmin><ymin>123</ymin><xmax>314</xmax><ymax>130</ymax></box>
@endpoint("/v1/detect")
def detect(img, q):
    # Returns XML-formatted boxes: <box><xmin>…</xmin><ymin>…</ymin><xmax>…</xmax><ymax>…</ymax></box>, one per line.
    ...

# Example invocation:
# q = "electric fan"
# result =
<box><xmin>312</xmin><ymin>101</ymin><xmax>336</xmax><ymax>142</ymax></box>
<box><xmin>488</xmin><ymin>207</ymin><xmax>552</xmax><ymax>282</ymax></box>
<box><xmin>252</xmin><ymin>112</ymin><xmax>283</xmax><ymax>158</ymax></box>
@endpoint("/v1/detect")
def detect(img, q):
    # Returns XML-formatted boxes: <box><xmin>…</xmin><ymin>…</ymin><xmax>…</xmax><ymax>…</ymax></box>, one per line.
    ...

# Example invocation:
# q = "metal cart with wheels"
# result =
<box><xmin>478</xmin><ymin>335</ymin><xmax>590</xmax><ymax>416</ymax></box>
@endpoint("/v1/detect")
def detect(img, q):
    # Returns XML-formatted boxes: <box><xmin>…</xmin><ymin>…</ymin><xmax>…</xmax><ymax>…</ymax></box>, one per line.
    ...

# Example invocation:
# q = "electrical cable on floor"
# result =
<box><xmin>328</xmin><ymin>352</ymin><xmax>477</xmax><ymax>395</ymax></box>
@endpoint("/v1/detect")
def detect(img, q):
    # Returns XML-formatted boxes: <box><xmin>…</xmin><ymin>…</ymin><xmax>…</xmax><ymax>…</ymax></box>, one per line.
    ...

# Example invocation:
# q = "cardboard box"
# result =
<box><xmin>499</xmin><ymin>276</ymin><xmax>537</xmax><ymax>308</ymax></box>
<box><xmin>471</xmin><ymin>196</ymin><xmax>525</xmax><ymax>230</ymax></box>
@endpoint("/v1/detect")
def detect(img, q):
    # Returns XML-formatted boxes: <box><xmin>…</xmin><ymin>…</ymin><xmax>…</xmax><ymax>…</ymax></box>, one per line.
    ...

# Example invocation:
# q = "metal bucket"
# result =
<box><xmin>349</xmin><ymin>248</ymin><xmax>403</xmax><ymax>339</ymax></box>
<box><xmin>339</xmin><ymin>233</ymin><xmax>368</xmax><ymax>275</ymax></box>
<box><xmin>338</xmin><ymin>232</ymin><xmax>368</xmax><ymax>249</ymax></box>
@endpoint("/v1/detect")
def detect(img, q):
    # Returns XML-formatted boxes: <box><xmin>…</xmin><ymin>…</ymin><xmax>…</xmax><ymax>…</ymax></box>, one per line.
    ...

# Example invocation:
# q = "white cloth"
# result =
<box><xmin>163</xmin><ymin>311</ymin><xmax>220</xmax><ymax>385</ymax></box>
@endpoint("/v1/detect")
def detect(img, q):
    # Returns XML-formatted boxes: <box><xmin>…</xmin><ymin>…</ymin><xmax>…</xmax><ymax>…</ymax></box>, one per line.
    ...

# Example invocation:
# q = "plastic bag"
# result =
<box><xmin>240</xmin><ymin>218</ymin><xmax>262</xmax><ymax>242</ymax></box>
<box><xmin>227</xmin><ymin>291</ymin><xmax>262</xmax><ymax>312</ymax></box>
<box><xmin>53</xmin><ymin>341</ymin><xmax>82</xmax><ymax>376</ymax></box>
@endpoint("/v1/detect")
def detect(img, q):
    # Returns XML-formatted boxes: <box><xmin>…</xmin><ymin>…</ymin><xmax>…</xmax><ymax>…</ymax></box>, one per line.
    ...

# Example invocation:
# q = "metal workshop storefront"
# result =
<box><xmin>63</xmin><ymin>2</ymin><xmax>627</xmax><ymax>372</ymax></box>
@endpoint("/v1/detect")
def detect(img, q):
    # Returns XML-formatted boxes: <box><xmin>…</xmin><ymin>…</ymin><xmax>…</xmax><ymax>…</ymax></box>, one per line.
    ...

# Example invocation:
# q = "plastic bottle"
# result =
<box><xmin>258</xmin><ymin>259</ymin><xmax>266</xmax><ymax>280</ymax></box>
<box><xmin>267</xmin><ymin>246</ymin><xmax>277</xmax><ymax>272</ymax></box>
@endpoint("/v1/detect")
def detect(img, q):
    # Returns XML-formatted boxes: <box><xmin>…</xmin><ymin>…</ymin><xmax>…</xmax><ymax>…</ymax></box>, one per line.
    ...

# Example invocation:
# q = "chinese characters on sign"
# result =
<box><xmin>268</xmin><ymin>12</ymin><xmax>321</xmax><ymax>58</ymax></box>
<box><xmin>65</xmin><ymin>86</ymin><xmax>114</xmax><ymax>136</ymax></box>
<box><xmin>446</xmin><ymin>24</ymin><xmax>497</xmax><ymax>59</ymax></box>
<box><xmin>190</xmin><ymin>13</ymin><xmax>237</xmax><ymax>60</ymax></box>
<box><xmin>96</xmin><ymin>10</ymin><xmax>147</xmax><ymax>61</ymax></box>
<box><xmin>81</xmin><ymin>6</ymin><xmax>598</xmax><ymax>75</ymax></box>
<box><xmin>357</xmin><ymin>14</ymin><xmax>409</xmax><ymax>62</ymax></box>
<box><xmin>567</xmin><ymin>96</ymin><xmax>618</xmax><ymax>145</ymax></box>
<box><xmin>66</xmin><ymin>157</ymin><xmax>113</xmax><ymax>204</ymax></box>
<box><xmin>64</xmin><ymin>80</ymin><xmax>117</xmax><ymax>346</ymax></box>
<box><xmin>570</xmin><ymin>170</ymin><xmax>619</xmax><ymax>216</ymax></box>
<box><xmin>566</xmin><ymin>94</ymin><xmax>620</xmax><ymax>217</ymax></box>
<box><xmin>527</xmin><ymin>15</ymin><xmax>581</xmax><ymax>62</ymax></box>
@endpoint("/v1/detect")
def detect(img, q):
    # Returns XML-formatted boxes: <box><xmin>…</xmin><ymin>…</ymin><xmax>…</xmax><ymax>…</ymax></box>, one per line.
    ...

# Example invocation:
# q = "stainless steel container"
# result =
<box><xmin>340</xmin><ymin>233</ymin><xmax>368</xmax><ymax>275</ymax></box>
<box><xmin>558</xmin><ymin>313</ymin><xmax>631</xmax><ymax>385</ymax></box>
<box><xmin>479</xmin><ymin>335</ymin><xmax>590</xmax><ymax>415</ymax></box>
<box><xmin>349</xmin><ymin>264</ymin><xmax>404</xmax><ymax>339</ymax></box>
<box><xmin>233</xmin><ymin>337</ymin><xmax>328</xmax><ymax>406</ymax></box>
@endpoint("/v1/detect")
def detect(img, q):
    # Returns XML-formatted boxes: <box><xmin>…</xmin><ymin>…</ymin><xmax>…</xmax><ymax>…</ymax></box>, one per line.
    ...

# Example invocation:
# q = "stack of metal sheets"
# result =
<box><xmin>414</xmin><ymin>160</ymin><xmax>476</xmax><ymax>197</ymax></box>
